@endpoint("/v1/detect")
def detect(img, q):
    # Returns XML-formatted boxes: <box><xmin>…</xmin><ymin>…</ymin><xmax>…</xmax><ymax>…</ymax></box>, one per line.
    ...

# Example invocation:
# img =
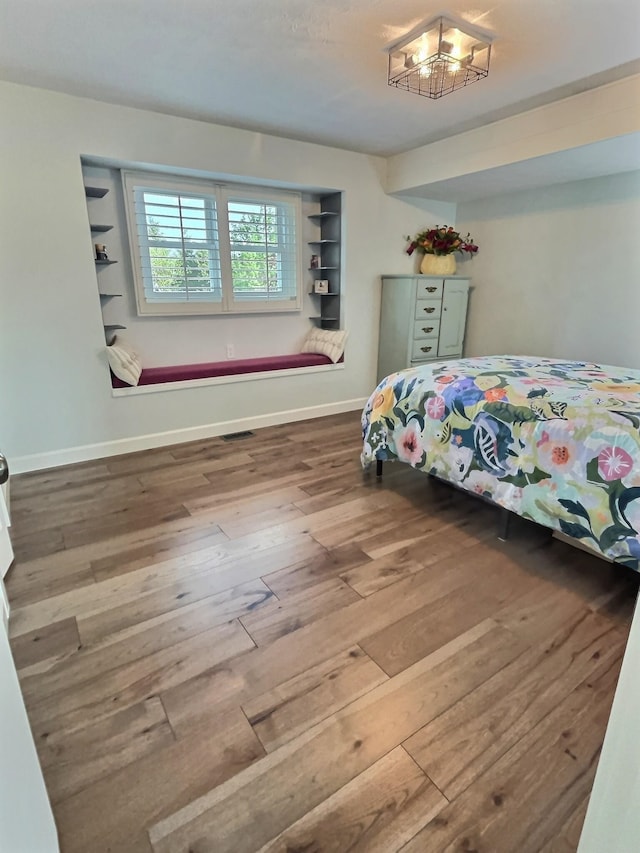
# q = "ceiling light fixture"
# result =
<box><xmin>386</xmin><ymin>14</ymin><xmax>494</xmax><ymax>100</ymax></box>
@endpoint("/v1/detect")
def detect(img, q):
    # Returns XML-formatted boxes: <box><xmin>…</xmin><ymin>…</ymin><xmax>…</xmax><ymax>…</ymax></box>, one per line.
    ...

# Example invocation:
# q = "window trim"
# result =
<box><xmin>122</xmin><ymin>171</ymin><xmax>304</xmax><ymax>316</ymax></box>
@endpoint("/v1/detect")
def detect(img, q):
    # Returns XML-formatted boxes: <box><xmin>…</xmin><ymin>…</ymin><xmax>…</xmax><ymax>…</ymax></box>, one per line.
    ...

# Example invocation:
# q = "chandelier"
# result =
<box><xmin>387</xmin><ymin>14</ymin><xmax>494</xmax><ymax>100</ymax></box>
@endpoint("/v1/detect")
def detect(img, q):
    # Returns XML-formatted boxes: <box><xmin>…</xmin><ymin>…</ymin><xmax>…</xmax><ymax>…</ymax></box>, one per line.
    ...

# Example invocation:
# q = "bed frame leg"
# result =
<box><xmin>376</xmin><ymin>459</ymin><xmax>383</xmax><ymax>478</ymax></box>
<box><xmin>498</xmin><ymin>508</ymin><xmax>511</xmax><ymax>542</ymax></box>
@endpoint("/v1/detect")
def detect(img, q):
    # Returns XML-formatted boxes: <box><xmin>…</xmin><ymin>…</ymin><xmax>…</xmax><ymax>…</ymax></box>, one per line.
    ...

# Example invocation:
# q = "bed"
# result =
<box><xmin>361</xmin><ymin>355</ymin><xmax>640</xmax><ymax>570</ymax></box>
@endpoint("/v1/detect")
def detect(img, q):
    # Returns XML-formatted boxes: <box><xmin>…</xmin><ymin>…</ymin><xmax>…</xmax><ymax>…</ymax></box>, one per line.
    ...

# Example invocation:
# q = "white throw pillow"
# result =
<box><xmin>106</xmin><ymin>336</ymin><xmax>143</xmax><ymax>386</ymax></box>
<box><xmin>301</xmin><ymin>328</ymin><xmax>347</xmax><ymax>363</ymax></box>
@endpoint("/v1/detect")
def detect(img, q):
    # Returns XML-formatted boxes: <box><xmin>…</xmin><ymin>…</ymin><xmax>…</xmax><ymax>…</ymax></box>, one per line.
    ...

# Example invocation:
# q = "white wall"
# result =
<box><xmin>457</xmin><ymin>171</ymin><xmax>640</xmax><ymax>368</ymax></box>
<box><xmin>0</xmin><ymin>81</ymin><xmax>454</xmax><ymax>470</ymax></box>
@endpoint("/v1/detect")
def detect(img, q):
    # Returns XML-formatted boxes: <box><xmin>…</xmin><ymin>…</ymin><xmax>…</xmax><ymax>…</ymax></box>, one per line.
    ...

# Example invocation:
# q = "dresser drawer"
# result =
<box><xmin>413</xmin><ymin>319</ymin><xmax>440</xmax><ymax>340</ymax></box>
<box><xmin>415</xmin><ymin>299</ymin><xmax>442</xmax><ymax>320</ymax></box>
<box><xmin>411</xmin><ymin>339</ymin><xmax>437</xmax><ymax>360</ymax></box>
<box><xmin>416</xmin><ymin>280</ymin><xmax>443</xmax><ymax>300</ymax></box>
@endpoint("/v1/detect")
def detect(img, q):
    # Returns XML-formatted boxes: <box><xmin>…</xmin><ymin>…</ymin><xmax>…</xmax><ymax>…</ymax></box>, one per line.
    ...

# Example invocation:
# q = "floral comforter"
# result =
<box><xmin>361</xmin><ymin>356</ymin><xmax>640</xmax><ymax>569</ymax></box>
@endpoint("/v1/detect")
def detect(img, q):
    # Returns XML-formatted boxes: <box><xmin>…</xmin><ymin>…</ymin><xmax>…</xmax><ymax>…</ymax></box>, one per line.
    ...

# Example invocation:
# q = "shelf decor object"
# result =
<box><xmin>420</xmin><ymin>253</ymin><xmax>457</xmax><ymax>276</ymax></box>
<box><xmin>386</xmin><ymin>14</ymin><xmax>494</xmax><ymax>100</ymax></box>
<box><xmin>406</xmin><ymin>226</ymin><xmax>478</xmax><ymax>278</ymax></box>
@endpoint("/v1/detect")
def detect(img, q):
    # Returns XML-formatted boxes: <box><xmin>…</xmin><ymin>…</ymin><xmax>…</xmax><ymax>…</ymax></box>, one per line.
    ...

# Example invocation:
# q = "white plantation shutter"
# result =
<box><xmin>226</xmin><ymin>195</ymin><xmax>299</xmax><ymax>305</ymax></box>
<box><xmin>133</xmin><ymin>187</ymin><xmax>222</xmax><ymax>305</ymax></box>
<box><xmin>123</xmin><ymin>172</ymin><xmax>302</xmax><ymax>315</ymax></box>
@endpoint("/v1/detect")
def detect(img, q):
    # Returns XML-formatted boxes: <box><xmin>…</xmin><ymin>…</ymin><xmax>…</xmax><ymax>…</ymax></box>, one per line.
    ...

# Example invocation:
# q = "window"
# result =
<box><xmin>134</xmin><ymin>188</ymin><xmax>222</xmax><ymax>306</ymax></box>
<box><xmin>123</xmin><ymin>172</ymin><xmax>302</xmax><ymax>315</ymax></box>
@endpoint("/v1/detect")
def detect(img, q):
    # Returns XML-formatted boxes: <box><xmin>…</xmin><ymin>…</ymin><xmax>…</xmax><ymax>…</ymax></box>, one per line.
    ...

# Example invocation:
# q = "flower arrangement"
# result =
<box><xmin>405</xmin><ymin>225</ymin><xmax>478</xmax><ymax>257</ymax></box>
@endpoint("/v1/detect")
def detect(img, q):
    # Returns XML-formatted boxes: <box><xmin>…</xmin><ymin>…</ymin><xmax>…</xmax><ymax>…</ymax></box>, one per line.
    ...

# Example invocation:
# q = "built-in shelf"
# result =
<box><xmin>309</xmin><ymin>315</ymin><xmax>339</xmax><ymax>323</ymax></box>
<box><xmin>104</xmin><ymin>324</ymin><xmax>126</xmax><ymax>344</ymax></box>
<box><xmin>306</xmin><ymin>193</ymin><xmax>342</xmax><ymax>330</ymax></box>
<box><xmin>85</xmin><ymin>186</ymin><xmax>109</xmax><ymax>198</ymax></box>
<box><xmin>84</xmin><ymin>177</ymin><xmax>126</xmax><ymax>349</ymax></box>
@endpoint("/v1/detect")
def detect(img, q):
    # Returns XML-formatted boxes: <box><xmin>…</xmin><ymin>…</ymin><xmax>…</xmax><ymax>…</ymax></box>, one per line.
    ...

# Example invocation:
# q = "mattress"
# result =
<box><xmin>361</xmin><ymin>355</ymin><xmax>640</xmax><ymax>569</ymax></box>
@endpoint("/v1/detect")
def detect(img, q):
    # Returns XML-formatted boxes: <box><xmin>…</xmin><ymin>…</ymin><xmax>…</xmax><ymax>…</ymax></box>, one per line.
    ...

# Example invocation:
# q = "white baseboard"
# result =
<box><xmin>11</xmin><ymin>397</ymin><xmax>368</xmax><ymax>474</ymax></box>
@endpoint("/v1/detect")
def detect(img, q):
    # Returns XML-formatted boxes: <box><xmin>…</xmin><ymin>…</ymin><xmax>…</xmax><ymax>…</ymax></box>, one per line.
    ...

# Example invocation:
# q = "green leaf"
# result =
<box><xmin>451</xmin><ymin>398</ymin><xmax>468</xmax><ymax>420</ymax></box>
<box><xmin>527</xmin><ymin>467</ymin><xmax>550</xmax><ymax>485</ymax></box>
<box><xmin>392</xmin><ymin>405</ymin><xmax>407</xmax><ymax>427</ymax></box>
<box><xmin>483</xmin><ymin>403</ymin><xmax>540</xmax><ymax>423</ymax></box>
<box><xmin>500</xmin><ymin>473</ymin><xmax>528</xmax><ymax>488</ymax></box>
<box><xmin>586</xmin><ymin>455</ymin><xmax>605</xmax><ymax>485</ymax></box>
<box><xmin>614</xmin><ymin>486</ymin><xmax>640</xmax><ymax>530</ymax></box>
<box><xmin>500</xmin><ymin>467</ymin><xmax>549</xmax><ymax>489</ymax></box>
<box><xmin>558</xmin><ymin>519</ymin><xmax>596</xmax><ymax>541</ymax></box>
<box><xmin>439</xmin><ymin>422</ymin><xmax>452</xmax><ymax>444</ymax></box>
<box><xmin>599</xmin><ymin>524</ymin><xmax>634</xmax><ymax>552</ymax></box>
<box><xmin>613</xmin><ymin>411</ymin><xmax>640</xmax><ymax>430</ymax></box>
<box><xmin>558</xmin><ymin>499</ymin><xmax>591</xmax><ymax>523</ymax></box>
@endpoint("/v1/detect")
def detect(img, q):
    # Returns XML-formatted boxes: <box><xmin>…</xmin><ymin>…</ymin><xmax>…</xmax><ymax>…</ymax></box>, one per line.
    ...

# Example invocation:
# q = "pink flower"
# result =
<box><xmin>426</xmin><ymin>395</ymin><xmax>446</xmax><ymax>420</ymax></box>
<box><xmin>598</xmin><ymin>446</ymin><xmax>634</xmax><ymax>481</ymax></box>
<box><xmin>396</xmin><ymin>422</ymin><xmax>423</xmax><ymax>466</ymax></box>
<box><xmin>536</xmin><ymin>430</ymin><xmax>550</xmax><ymax>448</ymax></box>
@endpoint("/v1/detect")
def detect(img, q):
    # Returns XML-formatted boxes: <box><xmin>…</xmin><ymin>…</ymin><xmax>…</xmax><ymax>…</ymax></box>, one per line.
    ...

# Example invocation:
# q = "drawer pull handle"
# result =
<box><xmin>420</xmin><ymin>346</ymin><xmax>433</xmax><ymax>353</ymax></box>
<box><xmin>423</xmin><ymin>307</ymin><xmax>436</xmax><ymax>314</ymax></box>
<box><xmin>426</xmin><ymin>286</ymin><xmax>437</xmax><ymax>293</ymax></box>
<box><xmin>422</xmin><ymin>326</ymin><xmax>434</xmax><ymax>333</ymax></box>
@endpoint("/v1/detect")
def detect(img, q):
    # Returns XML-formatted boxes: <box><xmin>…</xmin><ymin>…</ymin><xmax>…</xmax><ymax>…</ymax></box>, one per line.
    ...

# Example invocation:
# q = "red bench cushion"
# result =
<box><xmin>111</xmin><ymin>352</ymin><xmax>335</xmax><ymax>388</ymax></box>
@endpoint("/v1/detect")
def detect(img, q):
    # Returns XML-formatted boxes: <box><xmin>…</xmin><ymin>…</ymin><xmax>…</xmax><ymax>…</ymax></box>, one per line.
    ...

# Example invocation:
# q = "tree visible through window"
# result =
<box><xmin>141</xmin><ymin>192</ymin><xmax>220</xmax><ymax>300</ymax></box>
<box><xmin>228</xmin><ymin>199</ymin><xmax>296</xmax><ymax>299</ymax></box>
<box><xmin>123</xmin><ymin>172</ymin><xmax>302</xmax><ymax>315</ymax></box>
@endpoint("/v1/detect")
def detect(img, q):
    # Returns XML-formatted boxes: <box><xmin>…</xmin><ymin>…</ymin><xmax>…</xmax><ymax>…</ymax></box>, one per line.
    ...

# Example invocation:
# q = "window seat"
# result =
<box><xmin>111</xmin><ymin>352</ymin><xmax>336</xmax><ymax>388</ymax></box>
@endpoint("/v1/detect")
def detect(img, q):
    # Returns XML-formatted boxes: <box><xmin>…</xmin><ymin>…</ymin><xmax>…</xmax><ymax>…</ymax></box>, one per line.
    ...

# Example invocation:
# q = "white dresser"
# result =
<box><xmin>377</xmin><ymin>275</ymin><xmax>470</xmax><ymax>381</ymax></box>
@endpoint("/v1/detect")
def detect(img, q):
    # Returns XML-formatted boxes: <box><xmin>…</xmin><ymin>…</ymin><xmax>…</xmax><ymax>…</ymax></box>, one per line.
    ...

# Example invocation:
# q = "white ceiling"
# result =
<box><xmin>1</xmin><ymin>0</ymin><xmax>639</xmax><ymax>157</ymax></box>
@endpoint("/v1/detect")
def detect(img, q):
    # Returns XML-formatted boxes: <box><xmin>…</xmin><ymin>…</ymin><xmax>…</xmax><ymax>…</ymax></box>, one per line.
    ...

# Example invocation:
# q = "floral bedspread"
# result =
<box><xmin>361</xmin><ymin>356</ymin><xmax>640</xmax><ymax>569</ymax></box>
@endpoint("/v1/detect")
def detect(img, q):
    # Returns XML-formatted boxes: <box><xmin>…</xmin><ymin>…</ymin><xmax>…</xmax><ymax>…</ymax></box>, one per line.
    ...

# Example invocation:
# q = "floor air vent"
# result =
<box><xmin>221</xmin><ymin>430</ymin><xmax>255</xmax><ymax>441</ymax></box>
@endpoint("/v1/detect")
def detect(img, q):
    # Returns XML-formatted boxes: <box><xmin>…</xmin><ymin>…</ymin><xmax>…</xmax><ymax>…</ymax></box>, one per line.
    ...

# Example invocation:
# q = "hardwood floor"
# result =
<box><xmin>6</xmin><ymin>411</ymin><xmax>638</xmax><ymax>853</ymax></box>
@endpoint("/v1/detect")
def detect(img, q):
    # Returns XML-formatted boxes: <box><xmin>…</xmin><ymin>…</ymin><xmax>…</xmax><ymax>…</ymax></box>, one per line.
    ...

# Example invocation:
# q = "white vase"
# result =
<box><xmin>420</xmin><ymin>254</ymin><xmax>456</xmax><ymax>276</ymax></box>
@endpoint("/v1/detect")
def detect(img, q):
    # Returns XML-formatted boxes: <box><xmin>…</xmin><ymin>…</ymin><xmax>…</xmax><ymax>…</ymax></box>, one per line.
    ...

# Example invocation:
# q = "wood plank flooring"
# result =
<box><xmin>6</xmin><ymin>411</ymin><xmax>638</xmax><ymax>853</ymax></box>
